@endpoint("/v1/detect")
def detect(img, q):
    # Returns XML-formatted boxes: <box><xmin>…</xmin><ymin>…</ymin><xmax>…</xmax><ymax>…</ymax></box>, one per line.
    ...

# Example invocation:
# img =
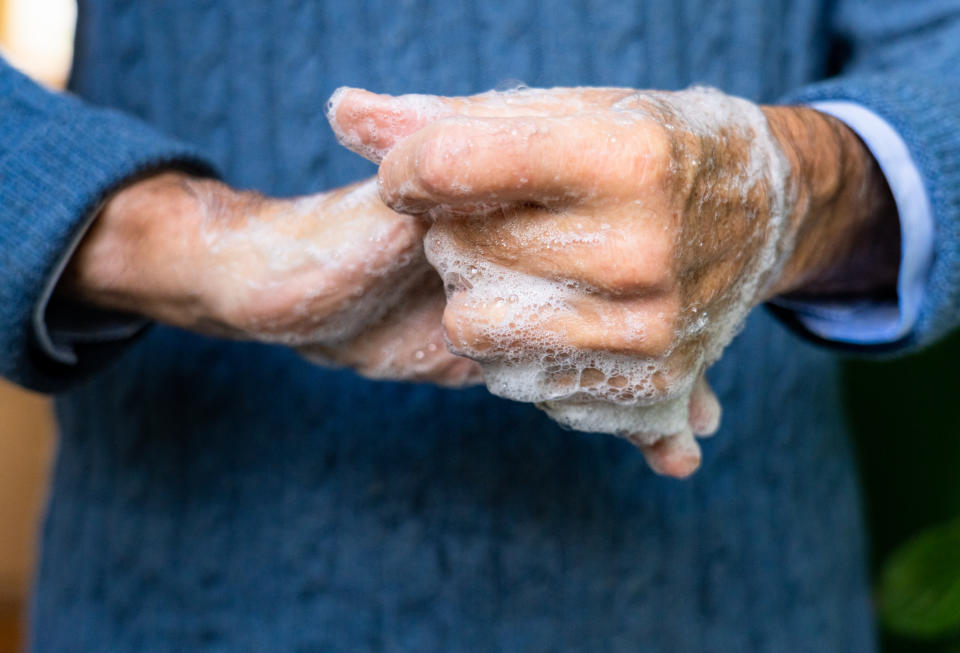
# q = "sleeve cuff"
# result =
<box><xmin>31</xmin><ymin>196</ymin><xmax>149</xmax><ymax>366</ymax></box>
<box><xmin>770</xmin><ymin>101</ymin><xmax>934</xmax><ymax>345</ymax></box>
<box><xmin>0</xmin><ymin>62</ymin><xmax>217</xmax><ymax>391</ymax></box>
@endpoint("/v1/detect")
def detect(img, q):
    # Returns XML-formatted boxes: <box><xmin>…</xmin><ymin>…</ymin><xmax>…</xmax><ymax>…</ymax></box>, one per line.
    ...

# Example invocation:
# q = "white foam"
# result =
<box><xmin>200</xmin><ymin>179</ymin><xmax>428</xmax><ymax>346</ymax></box>
<box><xmin>423</xmin><ymin>87</ymin><xmax>794</xmax><ymax>443</ymax></box>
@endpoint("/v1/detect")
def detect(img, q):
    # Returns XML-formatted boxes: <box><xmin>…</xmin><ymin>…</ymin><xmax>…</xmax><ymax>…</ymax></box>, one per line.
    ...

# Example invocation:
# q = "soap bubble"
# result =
<box><xmin>424</xmin><ymin>87</ymin><xmax>793</xmax><ymax>446</ymax></box>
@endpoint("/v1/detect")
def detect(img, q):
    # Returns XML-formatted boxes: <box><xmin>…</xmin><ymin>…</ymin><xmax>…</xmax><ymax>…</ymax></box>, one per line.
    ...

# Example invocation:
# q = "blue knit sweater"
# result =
<box><xmin>3</xmin><ymin>1</ymin><xmax>960</xmax><ymax>651</ymax></box>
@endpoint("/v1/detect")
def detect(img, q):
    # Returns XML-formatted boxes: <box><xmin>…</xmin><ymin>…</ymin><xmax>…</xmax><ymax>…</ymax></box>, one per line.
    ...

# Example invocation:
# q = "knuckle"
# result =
<box><xmin>589</xmin><ymin>228</ymin><xmax>676</xmax><ymax>293</ymax></box>
<box><xmin>632</xmin><ymin>122</ymin><xmax>674</xmax><ymax>188</ymax></box>
<box><xmin>639</xmin><ymin>296</ymin><xmax>682</xmax><ymax>357</ymax></box>
<box><xmin>596</xmin><ymin>260</ymin><xmax>641</xmax><ymax>294</ymax></box>
<box><xmin>556</xmin><ymin>298</ymin><xmax>679</xmax><ymax>360</ymax></box>
<box><xmin>441</xmin><ymin>302</ymin><xmax>496</xmax><ymax>359</ymax></box>
<box><xmin>415</xmin><ymin>131</ymin><xmax>459</xmax><ymax>197</ymax></box>
<box><xmin>634</xmin><ymin>227</ymin><xmax>676</xmax><ymax>286</ymax></box>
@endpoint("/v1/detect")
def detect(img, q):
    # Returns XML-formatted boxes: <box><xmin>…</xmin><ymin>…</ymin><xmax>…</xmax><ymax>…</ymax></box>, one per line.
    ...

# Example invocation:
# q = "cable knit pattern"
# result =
<box><xmin>1</xmin><ymin>0</ymin><xmax>956</xmax><ymax>651</ymax></box>
<box><xmin>0</xmin><ymin>61</ymin><xmax>214</xmax><ymax>391</ymax></box>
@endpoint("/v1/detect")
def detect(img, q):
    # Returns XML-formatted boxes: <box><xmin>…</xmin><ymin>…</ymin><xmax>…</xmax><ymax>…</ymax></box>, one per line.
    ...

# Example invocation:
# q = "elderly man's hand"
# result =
<box><xmin>328</xmin><ymin>86</ymin><xmax>898</xmax><ymax>476</ymax></box>
<box><xmin>62</xmin><ymin>172</ymin><xmax>482</xmax><ymax>387</ymax></box>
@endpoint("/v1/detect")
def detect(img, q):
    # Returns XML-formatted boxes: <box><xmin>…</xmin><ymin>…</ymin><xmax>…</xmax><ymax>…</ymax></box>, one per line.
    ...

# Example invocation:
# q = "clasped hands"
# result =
<box><xmin>66</xmin><ymin>85</ymin><xmax>897</xmax><ymax>477</ymax></box>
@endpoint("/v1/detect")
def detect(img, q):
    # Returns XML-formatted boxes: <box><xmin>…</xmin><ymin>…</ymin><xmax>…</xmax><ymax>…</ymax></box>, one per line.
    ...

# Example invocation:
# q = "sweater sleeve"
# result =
<box><xmin>776</xmin><ymin>0</ymin><xmax>960</xmax><ymax>353</ymax></box>
<box><xmin>0</xmin><ymin>57</ymin><xmax>216</xmax><ymax>392</ymax></box>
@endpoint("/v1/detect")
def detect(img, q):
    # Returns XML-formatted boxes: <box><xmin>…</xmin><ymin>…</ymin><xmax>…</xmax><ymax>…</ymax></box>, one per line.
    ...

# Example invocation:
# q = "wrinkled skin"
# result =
<box><xmin>327</xmin><ymin>85</ymin><xmax>896</xmax><ymax>477</ymax></box>
<box><xmin>67</xmin><ymin>84</ymin><xmax>895</xmax><ymax>478</ymax></box>
<box><xmin>65</xmin><ymin>172</ymin><xmax>482</xmax><ymax>387</ymax></box>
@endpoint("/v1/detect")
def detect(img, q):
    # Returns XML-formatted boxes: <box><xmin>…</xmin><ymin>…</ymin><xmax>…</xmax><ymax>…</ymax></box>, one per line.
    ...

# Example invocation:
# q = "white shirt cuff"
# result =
<box><xmin>774</xmin><ymin>100</ymin><xmax>934</xmax><ymax>344</ymax></box>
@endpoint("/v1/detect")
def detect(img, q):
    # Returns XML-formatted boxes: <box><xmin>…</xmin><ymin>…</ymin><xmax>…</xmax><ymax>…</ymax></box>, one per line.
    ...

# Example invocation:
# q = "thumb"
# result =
<box><xmin>326</xmin><ymin>88</ymin><xmax>455</xmax><ymax>163</ymax></box>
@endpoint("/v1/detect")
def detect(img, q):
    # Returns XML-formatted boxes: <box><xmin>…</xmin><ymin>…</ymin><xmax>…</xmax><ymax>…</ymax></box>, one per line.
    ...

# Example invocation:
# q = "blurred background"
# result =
<box><xmin>0</xmin><ymin>2</ymin><xmax>958</xmax><ymax>652</ymax></box>
<box><xmin>0</xmin><ymin>2</ymin><xmax>75</xmax><ymax>651</ymax></box>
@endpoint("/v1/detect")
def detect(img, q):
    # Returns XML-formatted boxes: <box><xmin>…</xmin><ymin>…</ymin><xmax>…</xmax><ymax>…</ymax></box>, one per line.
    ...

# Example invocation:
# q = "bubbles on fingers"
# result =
<box><xmin>426</xmin><ymin>218</ymin><xmax>704</xmax><ymax>437</ymax></box>
<box><xmin>326</xmin><ymin>87</ymin><xmax>452</xmax><ymax>163</ymax></box>
<box><xmin>411</xmin><ymin>86</ymin><xmax>796</xmax><ymax>476</ymax></box>
<box><xmin>206</xmin><ymin>178</ymin><xmax>434</xmax><ymax>347</ymax></box>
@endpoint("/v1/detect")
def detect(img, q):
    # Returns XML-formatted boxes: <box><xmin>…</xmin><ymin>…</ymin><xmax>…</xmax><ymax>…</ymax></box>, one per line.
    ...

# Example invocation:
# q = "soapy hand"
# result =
<box><xmin>327</xmin><ymin>85</ymin><xmax>898</xmax><ymax>476</ymax></box>
<box><xmin>64</xmin><ymin>172</ymin><xmax>482</xmax><ymax>387</ymax></box>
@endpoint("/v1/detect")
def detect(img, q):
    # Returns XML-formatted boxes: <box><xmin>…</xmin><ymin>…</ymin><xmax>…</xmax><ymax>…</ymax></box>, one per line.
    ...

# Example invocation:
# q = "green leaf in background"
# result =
<box><xmin>880</xmin><ymin>516</ymin><xmax>960</xmax><ymax>639</ymax></box>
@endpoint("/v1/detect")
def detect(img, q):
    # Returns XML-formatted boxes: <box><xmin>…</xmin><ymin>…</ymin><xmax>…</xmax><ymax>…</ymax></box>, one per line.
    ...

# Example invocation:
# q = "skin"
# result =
<box><xmin>64</xmin><ymin>86</ymin><xmax>898</xmax><ymax>478</ymax></box>
<box><xmin>326</xmin><ymin>86</ymin><xmax>899</xmax><ymax>477</ymax></box>
<box><xmin>61</xmin><ymin>173</ymin><xmax>482</xmax><ymax>387</ymax></box>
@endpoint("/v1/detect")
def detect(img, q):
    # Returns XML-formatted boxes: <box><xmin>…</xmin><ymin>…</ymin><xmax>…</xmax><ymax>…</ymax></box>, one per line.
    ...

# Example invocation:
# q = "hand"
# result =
<box><xmin>327</xmin><ymin>86</ymin><xmax>898</xmax><ymax>476</ymax></box>
<box><xmin>62</xmin><ymin>172</ymin><xmax>482</xmax><ymax>387</ymax></box>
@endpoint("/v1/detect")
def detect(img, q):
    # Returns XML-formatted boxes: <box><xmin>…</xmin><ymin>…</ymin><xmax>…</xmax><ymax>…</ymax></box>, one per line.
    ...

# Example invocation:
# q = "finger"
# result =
<box><xmin>355</xmin><ymin>284</ymin><xmax>485</xmax><ymax>387</ymax></box>
<box><xmin>440</xmin><ymin>287</ymin><xmax>683</xmax><ymax>360</ymax></box>
<box><xmin>687</xmin><ymin>374</ymin><xmax>722</xmax><ymax>436</ymax></box>
<box><xmin>299</xmin><ymin>275</ymin><xmax>484</xmax><ymax>387</ymax></box>
<box><xmin>301</xmin><ymin>340</ymin><xmax>483</xmax><ymax>387</ymax></box>
<box><xmin>424</xmin><ymin>206</ymin><xmax>675</xmax><ymax>297</ymax></box>
<box><xmin>379</xmin><ymin>114</ymin><xmax>652</xmax><ymax>212</ymax></box>
<box><xmin>630</xmin><ymin>428</ymin><xmax>702</xmax><ymax>479</ymax></box>
<box><xmin>327</xmin><ymin>88</ymin><xmax>455</xmax><ymax>163</ymax></box>
<box><xmin>326</xmin><ymin>86</ymin><xmax>640</xmax><ymax>163</ymax></box>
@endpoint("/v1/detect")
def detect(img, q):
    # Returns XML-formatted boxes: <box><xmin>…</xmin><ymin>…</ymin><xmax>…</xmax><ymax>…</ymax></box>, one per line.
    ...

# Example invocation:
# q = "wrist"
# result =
<box><xmin>761</xmin><ymin>105</ymin><xmax>899</xmax><ymax>299</ymax></box>
<box><xmin>61</xmin><ymin>171</ymin><xmax>214</xmax><ymax>327</ymax></box>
